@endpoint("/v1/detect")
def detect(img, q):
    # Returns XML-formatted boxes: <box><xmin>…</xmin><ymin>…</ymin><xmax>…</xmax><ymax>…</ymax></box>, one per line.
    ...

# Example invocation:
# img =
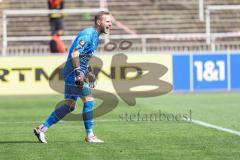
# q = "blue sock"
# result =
<box><xmin>43</xmin><ymin>104</ymin><xmax>75</xmax><ymax>128</ymax></box>
<box><xmin>82</xmin><ymin>101</ymin><xmax>95</xmax><ymax>134</ymax></box>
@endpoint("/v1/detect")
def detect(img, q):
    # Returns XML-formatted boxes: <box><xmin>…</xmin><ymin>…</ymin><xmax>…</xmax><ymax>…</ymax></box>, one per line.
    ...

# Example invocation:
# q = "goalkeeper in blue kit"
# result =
<box><xmin>34</xmin><ymin>11</ymin><xmax>112</xmax><ymax>143</ymax></box>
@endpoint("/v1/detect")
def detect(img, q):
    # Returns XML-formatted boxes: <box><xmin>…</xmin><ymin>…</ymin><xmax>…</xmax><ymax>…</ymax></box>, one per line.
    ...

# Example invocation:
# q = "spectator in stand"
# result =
<box><xmin>49</xmin><ymin>29</ymin><xmax>66</xmax><ymax>54</ymax></box>
<box><xmin>48</xmin><ymin>0</ymin><xmax>64</xmax><ymax>34</ymax></box>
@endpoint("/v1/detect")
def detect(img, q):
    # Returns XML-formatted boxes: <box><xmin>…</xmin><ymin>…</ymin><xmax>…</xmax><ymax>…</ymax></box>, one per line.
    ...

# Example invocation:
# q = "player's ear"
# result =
<box><xmin>96</xmin><ymin>19</ymin><xmax>101</xmax><ymax>26</ymax></box>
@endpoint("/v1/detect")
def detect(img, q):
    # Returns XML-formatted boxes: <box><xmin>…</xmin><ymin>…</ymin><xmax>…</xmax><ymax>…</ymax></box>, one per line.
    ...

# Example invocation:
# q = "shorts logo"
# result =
<box><xmin>78</xmin><ymin>40</ymin><xmax>85</xmax><ymax>48</ymax></box>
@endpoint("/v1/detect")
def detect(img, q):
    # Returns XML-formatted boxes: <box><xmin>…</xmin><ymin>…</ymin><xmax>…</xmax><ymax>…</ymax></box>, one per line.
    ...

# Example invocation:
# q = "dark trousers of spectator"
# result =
<box><xmin>50</xmin><ymin>18</ymin><xmax>64</xmax><ymax>33</ymax></box>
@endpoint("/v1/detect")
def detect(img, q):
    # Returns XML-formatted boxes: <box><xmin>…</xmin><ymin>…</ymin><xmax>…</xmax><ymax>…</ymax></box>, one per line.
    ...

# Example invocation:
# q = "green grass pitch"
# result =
<box><xmin>0</xmin><ymin>93</ymin><xmax>240</xmax><ymax>160</ymax></box>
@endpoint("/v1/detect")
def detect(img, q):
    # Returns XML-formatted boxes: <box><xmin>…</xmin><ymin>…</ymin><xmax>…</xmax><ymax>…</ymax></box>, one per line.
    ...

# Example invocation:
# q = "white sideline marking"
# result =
<box><xmin>186</xmin><ymin>118</ymin><xmax>240</xmax><ymax>136</ymax></box>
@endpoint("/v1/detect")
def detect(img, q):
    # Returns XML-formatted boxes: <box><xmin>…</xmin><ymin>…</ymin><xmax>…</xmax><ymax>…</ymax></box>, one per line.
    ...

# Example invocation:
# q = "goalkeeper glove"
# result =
<box><xmin>74</xmin><ymin>68</ymin><xmax>84</xmax><ymax>88</ymax></box>
<box><xmin>86</xmin><ymin>72</ymin><xmax>97</xmax><ymax>88</ymax></box>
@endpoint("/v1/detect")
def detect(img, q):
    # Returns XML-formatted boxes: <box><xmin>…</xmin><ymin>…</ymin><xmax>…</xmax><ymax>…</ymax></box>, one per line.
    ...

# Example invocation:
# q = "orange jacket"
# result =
<box><xmin>50</xmin><ymin>35</ymin><xmax>66</xmax><ymax>54</ymax></box>
<box><xmin>48</xmin><ymin>0</ymin><xmax>62</xmax><ymax>9</ymax></box>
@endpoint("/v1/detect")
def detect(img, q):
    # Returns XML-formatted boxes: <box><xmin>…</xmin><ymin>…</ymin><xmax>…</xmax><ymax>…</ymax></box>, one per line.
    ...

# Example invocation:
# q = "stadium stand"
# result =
<box><xmin>1</xmin><ymin>0</ymin><xmax>240</xmax><ymax>54</ymax></box>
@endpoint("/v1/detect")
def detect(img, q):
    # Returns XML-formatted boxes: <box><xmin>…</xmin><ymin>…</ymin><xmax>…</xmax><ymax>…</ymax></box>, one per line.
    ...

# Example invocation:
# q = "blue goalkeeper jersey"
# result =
<box><xmin>62</xmin><ymin>27</ymin><xmax>99</xmax><ymax>79</ymax></box>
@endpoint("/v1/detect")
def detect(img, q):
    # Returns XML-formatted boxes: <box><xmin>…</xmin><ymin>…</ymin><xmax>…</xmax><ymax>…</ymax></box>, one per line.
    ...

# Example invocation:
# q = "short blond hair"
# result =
<box><xmin>94</xmin><ymin>11</ymin><xmax>110</xmax><ymax>24</ymax></box>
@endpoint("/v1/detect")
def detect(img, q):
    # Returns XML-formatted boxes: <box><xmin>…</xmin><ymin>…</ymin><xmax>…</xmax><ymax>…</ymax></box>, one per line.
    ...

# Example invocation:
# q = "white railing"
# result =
<box><xmin>6</xmin><ymin>33</ymin><xmax>207</xmax><ymax>54</ymax></box>
<box><xmin>199</xmin><ymin>0</ymin><xmax>204</xmax><ymax>21</ymax></box>
<box><xmin>198</xmin><ymin>2</ymin><xmax>240</xmax><ymax>46</ymax></box>
<box><xmin>5</xmin><ymin>32</ymin><xmax>240</xmax><ymax>54</ymax></box>
<box><xmin>205</xmin><ymin>5</ymin><xmax>240</xmax><ymax>44</ymax></box>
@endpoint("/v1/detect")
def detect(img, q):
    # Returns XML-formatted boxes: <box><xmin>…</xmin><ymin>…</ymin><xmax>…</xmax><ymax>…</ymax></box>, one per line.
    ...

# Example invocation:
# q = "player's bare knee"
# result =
<box><xmin>64</xmin><ymin>99</ymin><xmax>76</xmax><ymax>107</ymax></box>
<box><xmin>81</xmin><ymin>96</ymin><xmax>94</xmax><ymax>102</ymax></box>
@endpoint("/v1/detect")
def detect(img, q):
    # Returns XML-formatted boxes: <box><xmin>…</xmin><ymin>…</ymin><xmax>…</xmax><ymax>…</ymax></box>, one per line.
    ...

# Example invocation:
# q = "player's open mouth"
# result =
<box><xmin>105</xmin><ymin>27</ymin><xmax>109</xmax><ymax>33</ymax></box>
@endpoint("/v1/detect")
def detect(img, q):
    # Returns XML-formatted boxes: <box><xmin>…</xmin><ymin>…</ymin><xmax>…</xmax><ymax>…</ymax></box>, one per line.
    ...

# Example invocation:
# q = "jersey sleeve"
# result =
<box><xmin>74</xmin><ymin>34</ymin><xmax>93</xmax><ymax>56</ymax></box>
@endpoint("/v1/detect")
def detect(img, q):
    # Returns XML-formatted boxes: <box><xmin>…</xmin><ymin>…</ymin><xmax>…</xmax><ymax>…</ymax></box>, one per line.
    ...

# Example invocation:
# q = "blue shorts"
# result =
<box><xmin>64</xmin><ymin>75</ymin><xmax>91</xmax><ymax>101</ymax></box>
